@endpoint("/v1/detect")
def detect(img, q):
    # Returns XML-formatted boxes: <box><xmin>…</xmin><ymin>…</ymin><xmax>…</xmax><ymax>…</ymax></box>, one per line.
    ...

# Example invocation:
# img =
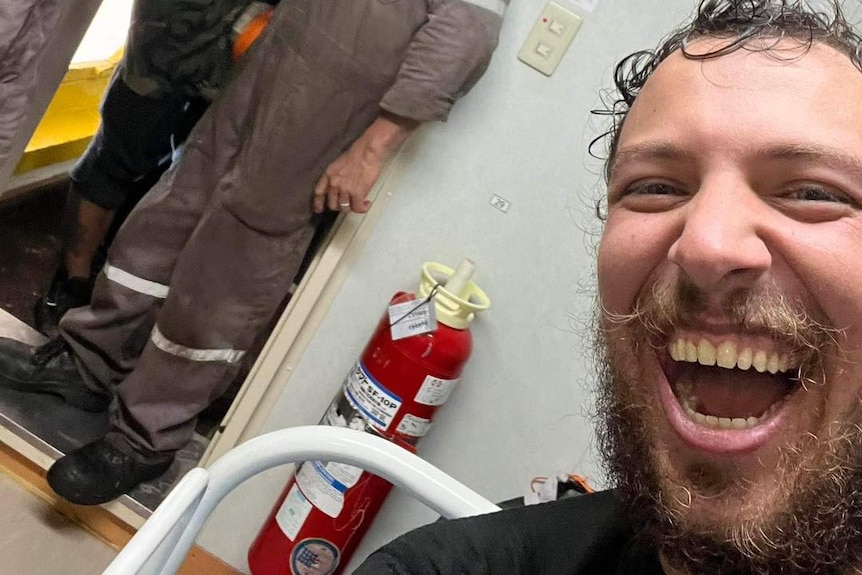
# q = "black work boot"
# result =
<box><xmin>47</xmin><ymin>437</ymin><xmax>174</xmax><ymax>505</ymax></box>
<box><xmin>0</xmin><ymin>337</ymin><xmax>110</xmax><ymax>412</ymax></box>
<box><xmin>33</xmin><ymin>267</ymin><xmax>95</xmax><ymax>337</ymax></box>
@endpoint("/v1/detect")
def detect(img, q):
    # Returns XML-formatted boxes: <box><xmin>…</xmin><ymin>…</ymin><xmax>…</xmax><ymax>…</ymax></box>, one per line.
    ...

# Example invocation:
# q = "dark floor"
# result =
<box><xmin>0</xmin><ymin>182</ymin><xmax>66</xmax><ymax>325</ymax></box>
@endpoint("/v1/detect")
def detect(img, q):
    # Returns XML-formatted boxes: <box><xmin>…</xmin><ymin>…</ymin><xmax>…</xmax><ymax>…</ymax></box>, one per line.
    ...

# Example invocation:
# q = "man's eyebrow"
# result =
<box><xmin>609</xmin><ymin>142</ymin><xmax>695</xmax><ymax>177</ymax></box>
<box><xmin>756</xmin><ymin>143</ymin><xmax>862</xmax><ymax>176</ymax></box>
<box><xmin>609</xmin><ymin>142</ymin><xmax>862</xmax><ymax>179</ymax></box>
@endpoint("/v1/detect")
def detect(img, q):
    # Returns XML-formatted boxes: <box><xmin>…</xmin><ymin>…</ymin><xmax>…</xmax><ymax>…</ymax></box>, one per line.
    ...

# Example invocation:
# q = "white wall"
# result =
<box><xmin>199</xmin><ymin>0</ymin><xmax>698</xmax><ymax>571</ymax></box>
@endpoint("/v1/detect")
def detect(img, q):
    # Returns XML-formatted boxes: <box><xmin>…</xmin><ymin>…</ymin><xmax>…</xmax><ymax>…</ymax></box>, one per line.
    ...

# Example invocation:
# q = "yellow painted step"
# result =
<box><xmin>14</xmin><ymin>53</ymin><xmax>119</xmax><ymax>175</ymax></box>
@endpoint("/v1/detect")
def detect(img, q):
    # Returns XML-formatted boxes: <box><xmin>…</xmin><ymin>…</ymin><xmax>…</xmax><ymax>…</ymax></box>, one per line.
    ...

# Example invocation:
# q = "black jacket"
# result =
<box><xmin>352</xmin><ymin>490</ymin><xmax>665</xmax><ymax>574</ymax></box>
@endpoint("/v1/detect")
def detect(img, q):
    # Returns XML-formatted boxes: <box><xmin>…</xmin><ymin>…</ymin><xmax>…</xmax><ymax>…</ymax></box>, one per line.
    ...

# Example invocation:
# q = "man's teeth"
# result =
<box><xmin>679</xmin><ymin>394</ymin><xmax>781</xmax><ymax>430</ymax></box>
<box><xmin>668</xmin><ymin>338</ymin><xmax>790</xmax><ymax>374</ymax></box>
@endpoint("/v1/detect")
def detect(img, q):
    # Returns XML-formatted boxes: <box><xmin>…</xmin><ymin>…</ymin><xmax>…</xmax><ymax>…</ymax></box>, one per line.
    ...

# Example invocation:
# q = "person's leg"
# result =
<box><xmin>34</xmin><ymin>192</ymin><xmax>116</xmax><ymax>335</ymax></box>
<box><xmin>61</xmin><ymin>193</ymin><xmax>114</xmax><ymax>280</ymax></box>
<box><xmin>113</xmin><ymin>202</ymin><xmax>320</xmax><ymax>453</ymax></box>
<box><xmin>0</xmin><ymin>131</ymin><xmax>222</xmax><ymax>415</ymax></box>
<box><xmin>34</xmin><ymin>64</ymin><xmax>192</xmax><ymax>336</ymax></box>
<box><xmin>68</xmin><ymin>63</ymin><xmax>194</xmax><ymax>262</ymax></box>
<box><xmin>28</xmin><ymin>51</ymin><xmax>264</xmax><ymax>504</ymax></box>
<box><xmin>46</xmin><ymin>181</ymin><xmax>324</xmax><ymax>504</ymax></box>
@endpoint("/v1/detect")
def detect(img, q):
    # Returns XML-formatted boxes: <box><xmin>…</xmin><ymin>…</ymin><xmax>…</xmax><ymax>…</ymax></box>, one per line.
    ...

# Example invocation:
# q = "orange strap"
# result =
<box><xmin>233</xmin><ymin>9</ymin><xmax>274</xmax><ymax>61</ymax></box>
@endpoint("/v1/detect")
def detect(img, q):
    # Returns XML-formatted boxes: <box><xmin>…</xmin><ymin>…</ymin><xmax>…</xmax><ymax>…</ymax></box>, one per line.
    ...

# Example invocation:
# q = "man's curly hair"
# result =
<box><xmin>593</xmin><ymin>0</ymin><xmax>862</xmax><ymax>186</ymax></box>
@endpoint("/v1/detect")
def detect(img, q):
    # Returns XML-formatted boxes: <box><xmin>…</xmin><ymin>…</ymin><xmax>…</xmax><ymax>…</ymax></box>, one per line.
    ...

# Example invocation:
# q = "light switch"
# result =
<box><xmin>518</xmin><ymin>2</ymin><xmax>583</xmax><ymax>76</ymax></box>
<box><xmin>548</xmin><ymin>20</ymin><xmax>566</xmax><ymax>36</ymax></box>
<box><xmin>535</xmin><ymin>42</ymin><xmax>553</xmax><ymax>57</ymax></box>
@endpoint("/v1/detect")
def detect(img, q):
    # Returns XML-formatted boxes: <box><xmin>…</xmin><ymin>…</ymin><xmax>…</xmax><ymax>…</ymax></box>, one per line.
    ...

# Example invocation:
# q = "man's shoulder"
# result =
<box><xmin>353</xmin><ymin>489</ymin><xmax>660</xmax><ymax>574</ymax></box>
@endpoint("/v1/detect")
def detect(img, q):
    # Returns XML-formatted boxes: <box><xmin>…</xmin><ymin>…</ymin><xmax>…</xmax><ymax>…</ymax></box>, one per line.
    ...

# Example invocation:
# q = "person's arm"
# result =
<box><xmin>379</xmin><ymin>0</ymin><xmax>508</xmax><ymax>123</ymax></box>
<box><xmin>312</xmin><ymin>112</ymin><xmax>418</xmax><ymax>214</ymax></box>
<box><xmin>352</xmin><ymin>491</ymin><xmax>644</xmax><ymax>575</ymax></box>
<box><xmin>352</xmin><ymin>551</ymin><xmax>417</xmax><ymax>575</ymax></box>
<box><xmin>312</xmin><ymin>0</ymin><xmax>508</xmax><ymax>213</ymax></box>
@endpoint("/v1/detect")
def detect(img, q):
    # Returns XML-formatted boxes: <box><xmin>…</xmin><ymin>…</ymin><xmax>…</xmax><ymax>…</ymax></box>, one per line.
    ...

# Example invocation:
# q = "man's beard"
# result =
<box><xmin>593</xmin><ymin>279</ymin><xmax>862</xmax><ymax>575</ymax></box>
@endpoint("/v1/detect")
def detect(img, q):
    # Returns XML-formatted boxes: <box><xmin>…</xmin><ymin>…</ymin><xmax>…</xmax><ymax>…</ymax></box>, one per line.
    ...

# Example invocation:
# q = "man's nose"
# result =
<box><xmin>667</xmin><ymin>181</ymin><xmax>771</xmax><ymax>292</ymax></box>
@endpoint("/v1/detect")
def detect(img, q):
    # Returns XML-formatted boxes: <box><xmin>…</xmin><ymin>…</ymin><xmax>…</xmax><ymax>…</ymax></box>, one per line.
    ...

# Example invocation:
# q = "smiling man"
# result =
<box><xmin>353</xmin><ymin>1</ymin><xmax>862</xmax><ymax>574</ymax></box>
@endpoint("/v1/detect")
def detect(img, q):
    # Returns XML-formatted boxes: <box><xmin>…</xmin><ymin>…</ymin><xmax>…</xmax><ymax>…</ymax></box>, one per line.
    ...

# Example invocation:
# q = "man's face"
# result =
<box><xmin>597</xmin><ymin>39</ymin><xmax>862</xmax><ymax>572</ymax></box>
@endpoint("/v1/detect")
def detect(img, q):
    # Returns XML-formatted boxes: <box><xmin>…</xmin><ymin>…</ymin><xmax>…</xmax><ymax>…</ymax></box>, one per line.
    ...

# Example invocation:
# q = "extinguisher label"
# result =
<box><xmin>396</xmin><ymin>413</ymin><xmax>433</xmax><ymax>438</ymax></box>
<box><xmin>290</xmin><ymin>538</ymin><xmax>340</xmax><ymax>575</ymax></box>
<box><xmin>296</xmin><ymin>460</ymin><xmax>363</xmax><ymax>519</ymax></box>
<box><xmin>344</xmin><ymin>361</ymin><xmax>402</xmax><ymax>431</ymax></box>
<box><xmin>275</xmin><ymin>483</ymin><xmax>313</xmax><ymax>541</ymax></box>
<box><xmin>388</xmin><ymin>298</ymin><xmax>437</xmax><ymax>341</ymax></box>
<box><xmin>415</xmin><ymin>375</ymin><xmax>459</xmax><ymax>406</ymax></box>
<box><xmin>319</xmin><ymin>460</ymin><xmax>363</xmax><ymax>490</ymax></box>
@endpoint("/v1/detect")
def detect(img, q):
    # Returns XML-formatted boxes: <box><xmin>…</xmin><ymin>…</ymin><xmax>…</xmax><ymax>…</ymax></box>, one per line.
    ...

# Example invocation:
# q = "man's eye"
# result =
<box><xmin>788</xmin><ymin>185</ymin><xmax>851</xmax><ymax>204</ymax></box>
<box><xmin>625</xmin><ymin>182</ymin><xmax>682</xmax><ymax>196</ymax></box>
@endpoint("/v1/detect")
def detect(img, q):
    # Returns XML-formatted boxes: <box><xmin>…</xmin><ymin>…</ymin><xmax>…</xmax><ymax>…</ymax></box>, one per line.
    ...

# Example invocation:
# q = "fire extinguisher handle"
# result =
<box><xmin>124</xmin><ymin>426</ymin><xmax>500</xmax><ymax>575</ymax></box>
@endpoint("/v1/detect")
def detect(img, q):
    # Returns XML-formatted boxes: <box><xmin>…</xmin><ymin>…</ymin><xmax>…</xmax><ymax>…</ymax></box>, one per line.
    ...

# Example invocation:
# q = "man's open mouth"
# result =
<box><xmin>665</xmin><ymin>336</ymin><xmax>803</xmax><ymax>431</ymax></box>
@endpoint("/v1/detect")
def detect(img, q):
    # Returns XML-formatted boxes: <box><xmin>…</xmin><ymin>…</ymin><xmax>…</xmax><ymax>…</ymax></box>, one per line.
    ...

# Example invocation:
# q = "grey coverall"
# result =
<box><xmin>60</xmin><ymin>0</ymin><xmax>508</xmax><ymax>457</ymax></box>
<box><xmin>0</xmin><ymin>0</ymin><xmax>62</xmax><ymax>173</ymax></box>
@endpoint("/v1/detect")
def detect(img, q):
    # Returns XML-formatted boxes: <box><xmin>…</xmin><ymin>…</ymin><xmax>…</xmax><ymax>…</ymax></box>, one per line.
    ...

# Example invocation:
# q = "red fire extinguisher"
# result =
<box><xmin>248</xmin><ymin>259</ymin><xmax>490</xmax><ymax>575</ymax></box>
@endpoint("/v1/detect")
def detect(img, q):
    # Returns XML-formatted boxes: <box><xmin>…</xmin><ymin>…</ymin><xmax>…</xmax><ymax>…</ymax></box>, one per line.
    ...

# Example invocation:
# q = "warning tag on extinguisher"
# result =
<box><xmin>388</xmin><ymin>298</ymin><xmax>437</xmax><ymax>341</ymax></box>
<box><xmin>396</xmin><ymin>413</ymin><xmax>433</xmax><ymax>438</ymax></box>
<box><xmin>415</xmin><ymin>375</ymin><xmax>459</xmax><ymax>406</ymax></box>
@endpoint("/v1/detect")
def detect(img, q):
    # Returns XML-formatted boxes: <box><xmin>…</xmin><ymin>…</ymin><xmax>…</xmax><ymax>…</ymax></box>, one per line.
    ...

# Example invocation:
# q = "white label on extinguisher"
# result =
<box><xmin>296</xmin><ymin>460</ymin><xmax>364</xmax><ymax>519</ymax></box>
<box><xmin>415</xmin><ymin>375</ymin><xmax>459</xmax><ymax>406</ymax></box>
<box><xmin>324</xmin><ymin>461</ymin><xmax>363</xmax><ymax>489</ymax></box>
<box><xmin>275</xmin><ymin>483</ymin><xmax>313</xmax><ymax>541</ymax></box>
<box><xmin>388</xmin><ymin>298</ymin><xmax>437</xmax><ymax>341</ymax></box>
<box><xmin>396</xmin><ymin>413</ymin><xmax>433</xmax><ymax>438</ymax></box>
<box><xmin>344</xmin><ymin>361</ymin><xmax>402</xmax><ymax>430</ymax></box>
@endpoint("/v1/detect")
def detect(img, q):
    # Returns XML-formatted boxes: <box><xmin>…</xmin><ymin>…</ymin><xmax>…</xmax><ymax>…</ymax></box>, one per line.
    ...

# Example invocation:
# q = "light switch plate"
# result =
<box><xmin>518</xmin><ymin>2</ymin><xmax>583</xmax><ymax>76</ymax></box>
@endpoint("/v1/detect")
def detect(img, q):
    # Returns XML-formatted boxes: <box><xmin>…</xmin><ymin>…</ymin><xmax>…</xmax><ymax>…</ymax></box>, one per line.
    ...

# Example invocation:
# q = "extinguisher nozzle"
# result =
<box><xmin>443</xmin><ymin>259</ymin><xmax>476</xmax><ymax>299</ymax></box>
<box><xmin>419</xmin><ymin>260</ymin><xmax>490</xmax><ymax>329</ymax></box>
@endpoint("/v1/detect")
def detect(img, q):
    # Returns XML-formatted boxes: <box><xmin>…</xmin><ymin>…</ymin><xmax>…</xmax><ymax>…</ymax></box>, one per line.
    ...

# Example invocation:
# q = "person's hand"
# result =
<box><xmin>312</xmin><ymin>138</ymin><xmax>382</xmax><ymax>214</ymax></box>
<box><xmin>313</xmin><ymin>112</ymin><xmax>418</xmax><ymax>214</ymax></box>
